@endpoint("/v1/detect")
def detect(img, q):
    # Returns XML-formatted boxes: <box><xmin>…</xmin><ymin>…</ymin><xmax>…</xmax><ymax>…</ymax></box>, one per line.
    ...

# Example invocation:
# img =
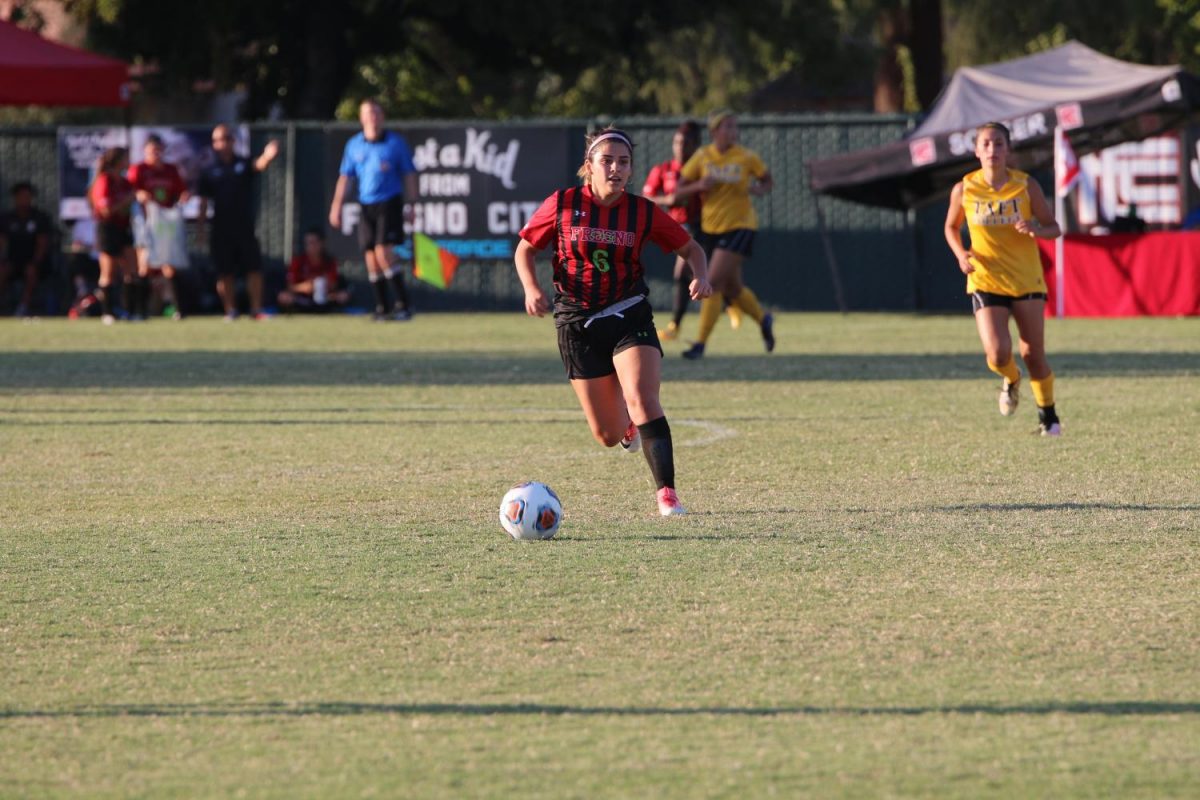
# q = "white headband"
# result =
<box><xmin>588</xmin><ymin>132</ymin><xmax>633</xmax><ymax>156</ymax></box>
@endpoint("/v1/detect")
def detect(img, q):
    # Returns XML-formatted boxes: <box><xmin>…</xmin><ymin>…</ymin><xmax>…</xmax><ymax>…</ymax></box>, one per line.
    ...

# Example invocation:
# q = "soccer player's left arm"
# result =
<box><xmin>675</xmin><ymin>238</ymin><xmax>712</xmax><ymax>300</ymax></box>
<box><xmin>1016</xmin><ymin>180</ymin><xmax>1061</xmax><ymax>238</ymax></box>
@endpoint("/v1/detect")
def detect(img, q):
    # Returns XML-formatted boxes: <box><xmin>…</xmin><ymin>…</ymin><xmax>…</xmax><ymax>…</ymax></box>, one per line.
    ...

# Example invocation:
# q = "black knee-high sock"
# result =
<box><xmin>672</xmin><ymin>265</ymin><xmax>693</xmax><ymax>327</ymax></box>
<box><xmin>137</xmin><ymin>278</ymin><xmax>151</xmax><ymax>318</ymax></box>
<box><xmin>99</xmin><ymin>283</ymin><xmax>113</xmax><ymax>317</ymax></box>
<box><xmin>388</xmin><ymin>267</ymin><xmax>410</xmax><ymax>311</ymax></box>
<box><xmin>121</xmin><ymin>281</ymin><xmax>134</xmax><ymax>316</ymax></box>
<box><xmin>638</xmin><ymin>416</ymin><xmax>675</xmax><ymax>490</ymax></box>
<box><xmin>369</xmin><ymin>274</ymin><xmax>390</xmax><ymax>314</ymax></box>
<box><xmin>167</xmin><ymin>274</ymin><xmax>181</xmax><ymax>313</ymax></box>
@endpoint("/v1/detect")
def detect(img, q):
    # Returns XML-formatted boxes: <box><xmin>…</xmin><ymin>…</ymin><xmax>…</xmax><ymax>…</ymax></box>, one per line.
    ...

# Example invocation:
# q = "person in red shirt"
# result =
<box><xmin>279</xmin><ymin>227</ymin><xmax>349</xmax><ymax>312</ymax></box>
<box><xmin>515</xmin><ymin>126</ymin><xmax>711</xmax><ymax>517</ymax></box>
<box><xmin>127</xmin><ymin>133</ymin><xmax>190</xmax><ymax>320</ymax></box>
<box><xmin>642</xmin><ymin>120</ymin><xmax>703</xmax><ymax>340</ymax></box>
<box><xmin>88</xmin><ymin>147</ymin><xmax>136</xmax><ymax>324</ymax></box>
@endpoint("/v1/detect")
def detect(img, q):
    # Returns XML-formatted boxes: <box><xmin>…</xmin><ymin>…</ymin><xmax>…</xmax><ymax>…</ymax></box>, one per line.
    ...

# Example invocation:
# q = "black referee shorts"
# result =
<box><xmin>556</xmin><ymin>300</ymin><xmax>662</xmax><ymax>380</ymax></box>
<box><xmin>358</xmin><ymin>195</ymin><xmax>406</xmax><ymax>252</ymax></box>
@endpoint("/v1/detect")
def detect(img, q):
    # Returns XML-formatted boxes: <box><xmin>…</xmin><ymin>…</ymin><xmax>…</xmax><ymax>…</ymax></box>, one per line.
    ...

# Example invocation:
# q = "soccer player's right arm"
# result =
<box><xmin>329</xmin><ymin>174</ymin><xmax>350</xmax><ymax>230</ymax></box>
<box><xmin>943</xmin><ymin>182</ymin><xmax>974</xmax><ymax>275</ymax></box>
<box><xmin>513</xmin><ymin>239</ymin><xmax>549</xmax><ymax>317</ymax></box>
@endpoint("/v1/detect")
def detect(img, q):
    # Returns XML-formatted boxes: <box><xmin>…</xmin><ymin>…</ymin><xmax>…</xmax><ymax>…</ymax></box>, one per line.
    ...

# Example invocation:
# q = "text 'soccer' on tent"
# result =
<box><xmin>807</xmin><ymin>41</ymin><xmax>1200</xmax><ymax>210</ymax></box>
<box><xmin>0</xmin><ymin>19</ymin><xmax>130</xmax><ymax>107</ymax></box>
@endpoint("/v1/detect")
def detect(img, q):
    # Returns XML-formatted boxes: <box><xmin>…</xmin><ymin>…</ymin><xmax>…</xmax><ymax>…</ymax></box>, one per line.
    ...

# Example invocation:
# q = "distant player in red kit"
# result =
<box><xmin>642</xmin><ymin>120</ymin><xmax>703</xmax><ymax>340</ymax></box>
<box><xmin>514</xmin><ymin>127</ymin><xmax>712</xmax><ymax>516</ymax></box>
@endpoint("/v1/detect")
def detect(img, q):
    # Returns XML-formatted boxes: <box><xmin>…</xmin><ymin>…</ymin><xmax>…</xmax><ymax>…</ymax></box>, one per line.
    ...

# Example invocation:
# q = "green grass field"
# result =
<box><xmin>2</xmin><ymin>312</ymin><xmax>1197</xmax><ymax>798</ymax></box>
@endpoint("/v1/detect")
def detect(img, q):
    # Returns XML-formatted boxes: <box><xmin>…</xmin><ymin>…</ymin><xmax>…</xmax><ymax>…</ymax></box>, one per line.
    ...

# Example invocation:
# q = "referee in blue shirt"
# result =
<box><xmin>329</xmin><ymin>99</ymin><xmax>419</xmax><ymax>320</ymax></box>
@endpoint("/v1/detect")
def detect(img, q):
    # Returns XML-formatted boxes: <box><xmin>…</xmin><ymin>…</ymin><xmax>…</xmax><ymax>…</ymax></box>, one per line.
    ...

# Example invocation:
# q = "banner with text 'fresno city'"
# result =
<box><xmin>324</xmin><ymin>124</ymin><xmax>573</xmax><ymax>262</ymax></box>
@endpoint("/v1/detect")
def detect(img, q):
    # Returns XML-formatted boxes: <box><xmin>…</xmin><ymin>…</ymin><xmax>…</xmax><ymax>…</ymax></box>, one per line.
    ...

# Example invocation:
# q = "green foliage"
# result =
<box><xmin>1</xmin><ymin>313</ymin><xmax>1198</xmax><ymax>796</ymax></box>
<box><xmin>944</xmin><ymin>0</ymin><xmax>1195</xmax><ymax>71</ymax></box>
<box><xmin>44</xmin><ymin>0</ymin><xmax>1200</xmax><ymax>120</ymax></box>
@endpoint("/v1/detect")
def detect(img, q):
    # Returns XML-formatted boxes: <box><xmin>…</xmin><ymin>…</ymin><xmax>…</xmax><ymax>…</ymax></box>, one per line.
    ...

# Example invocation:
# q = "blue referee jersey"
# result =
<box><xmin>338</xmin><ymin>131</ymin><xmax>417</xmax><ymax>204</ymax></box>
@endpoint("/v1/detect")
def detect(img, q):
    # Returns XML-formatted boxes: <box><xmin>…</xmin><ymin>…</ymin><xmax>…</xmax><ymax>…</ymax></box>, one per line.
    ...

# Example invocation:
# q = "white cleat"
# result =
<box><xmin>620</xmin><ymin>420</ymin><xmax>641</xmax><ymax>454</ymax></box>
<box><xmin>656</xmin><ymin>487</ymin><xmax>686</xmax><ymax>516</ymax></box>
<box><xmin>999</xmin><ymin>380</ymin><xmax>1019</xmax><ymax>416</ymax></box>
<box><xmin>1039</xmin><ymin>422</ymin><xmax>1063</xmax><ymax>437</ymax></box>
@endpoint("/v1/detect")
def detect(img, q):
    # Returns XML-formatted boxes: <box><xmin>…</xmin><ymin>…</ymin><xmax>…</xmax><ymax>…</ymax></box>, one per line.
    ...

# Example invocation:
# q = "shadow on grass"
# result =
<box><xmin>933</xmin><ymin>502</ymin><xmax>1200</xmax><ymax>513</ymax></box>
<box><xmin>3</xmin><ymin>700</ymin><xmax>1197</xmax><ymax>719</ymax></box>
<box><xmin>2</xmin><ymin>350</ymin><xmax>1197</xmax><ymax>389</ymax></box>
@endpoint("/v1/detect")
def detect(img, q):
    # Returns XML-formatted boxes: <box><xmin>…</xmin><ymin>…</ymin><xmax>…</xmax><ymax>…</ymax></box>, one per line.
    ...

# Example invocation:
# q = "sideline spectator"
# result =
<box><xmin>0</xmin><ymin>181</ymin><xmax>54</xmax><ymax>317</ymax></box>
<box><xmin>196</xmin><ymin>124</ymin><xmax>279</xmax><ymax>321</ymax></box>
<box><xmin>278</xmin><ymin>227</ymin><xmax>349</xmax><ymax>312</ymax></box>
<box><xmin>328</xmin><ymin>99</ymin><xmax>418</xmax><ymax>321</ymax></box>
<box><xmin>87</xmin><ymin>147</ymin><xmax>136</xmax><ymax>324</ymax></box>
<box><xmin>128</xmin><ymin>133</ymin><xmax>190</xmax><ymax>320</ymax></box>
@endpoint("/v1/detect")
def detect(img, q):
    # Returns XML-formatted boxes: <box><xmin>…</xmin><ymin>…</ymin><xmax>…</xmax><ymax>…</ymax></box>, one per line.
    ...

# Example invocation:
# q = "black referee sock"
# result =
<box><xmin>389</xmin><ymin>268</ymin><xmax>410</xmax><ymax>312</ymax></box>
<box><xmin>121</xmin><ymin>281</ymin><xmax>134</xmax><ymax>317</ymax></box>
<box><xmin>638</xmin><ymin>416</ymin><xmax>675</xmax><ymax>490</ymax></box>
<box><xmin>369</xmin><ymin>274</ymin><xmax>390</xmax><ymax>314</ymax></box>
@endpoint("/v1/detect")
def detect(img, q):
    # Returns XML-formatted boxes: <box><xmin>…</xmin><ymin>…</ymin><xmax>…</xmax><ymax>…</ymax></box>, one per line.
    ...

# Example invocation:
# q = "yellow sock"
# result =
<box><xmin>731</xmin><ymin>286</ymin><xmax>765</xmax><ymax>324</ymax></box>
<box><xmin>1030</xmin><ymin>373</ymin><xmax>1055</xmax><ymax>407</ymax></box>
<box><xmin>987</xmin><ymin>358</ymin><xmax>1020</xmax><ymax>384</ymax></box>
<box><xmin>696</xmin><ymin>295</ymin><xmax>722</xmax><ymax>343</ymax></box>
<box><xmin>726</xmin><ymin>303</ymin><xmax>742</xmax><ymax>329</ymax></box>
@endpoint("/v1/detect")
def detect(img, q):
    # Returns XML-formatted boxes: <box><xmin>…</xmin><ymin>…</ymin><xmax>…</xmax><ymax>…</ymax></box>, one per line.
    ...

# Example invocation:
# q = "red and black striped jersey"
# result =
<box><xmin>520</xmin><ymin>184</ymin><xmax>690</xmax><ymax>321</ymax></box>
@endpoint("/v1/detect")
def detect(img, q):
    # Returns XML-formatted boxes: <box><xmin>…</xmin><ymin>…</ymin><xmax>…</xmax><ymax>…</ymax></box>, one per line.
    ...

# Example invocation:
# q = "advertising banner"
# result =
<box><xmin>324</xmin><ymin>124</ymin><xmax>572</xmax><ymax>262</ymax></box>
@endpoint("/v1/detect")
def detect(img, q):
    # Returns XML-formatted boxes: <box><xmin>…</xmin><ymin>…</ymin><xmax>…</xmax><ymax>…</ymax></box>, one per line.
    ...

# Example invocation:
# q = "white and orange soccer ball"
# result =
<box><xmin>499</xmin><ymin>482</ymin><xmax>562</xmax><ymax>540</ymax></box>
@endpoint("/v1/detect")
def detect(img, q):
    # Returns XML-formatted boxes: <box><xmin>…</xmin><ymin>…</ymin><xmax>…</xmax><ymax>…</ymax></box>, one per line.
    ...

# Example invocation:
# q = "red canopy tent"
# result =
<box><xmin>0</xmin><ymin>19</ymin><xmax>129</xmax><ymax>107</ymax></box>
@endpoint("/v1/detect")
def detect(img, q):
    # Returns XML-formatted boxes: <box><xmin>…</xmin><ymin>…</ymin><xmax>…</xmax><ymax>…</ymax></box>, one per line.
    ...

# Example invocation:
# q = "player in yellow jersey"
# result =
<box><xmin>944</xmin><ymin>122</ymin><xmax>1063</xmax><ymax>436</ymax></box>
<box><xmin>674</xmin><ymin>110</ymin><xmax>775</xmax><ymax>359</ymax></box>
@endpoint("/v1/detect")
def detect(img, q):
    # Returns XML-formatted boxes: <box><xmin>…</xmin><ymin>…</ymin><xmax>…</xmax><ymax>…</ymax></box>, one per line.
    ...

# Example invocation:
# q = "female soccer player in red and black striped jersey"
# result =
<box><xmin>515</xmin><ymin>127</ymin><xmax>712</xmax><ymax>516</ymax></box>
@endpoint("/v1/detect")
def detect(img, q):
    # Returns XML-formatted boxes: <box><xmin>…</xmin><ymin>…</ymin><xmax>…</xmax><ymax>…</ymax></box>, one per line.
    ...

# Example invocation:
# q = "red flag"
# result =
<box><xmin>1056</xmin><ymin>128</ymin><xmax>1081</xmax><ymax>197</ymax></box>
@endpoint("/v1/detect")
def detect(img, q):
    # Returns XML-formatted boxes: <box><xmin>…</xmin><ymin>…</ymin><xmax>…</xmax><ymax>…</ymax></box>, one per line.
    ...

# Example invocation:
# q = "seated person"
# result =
<box><xmin>0</xmin><ymin>181</ymin><xmax>54</xmax><ymax>316</ymax></box>
<box><xmin>278</xmin><ymin>227</ymin><xmax>349</xmax><ymax>312</ymax></box>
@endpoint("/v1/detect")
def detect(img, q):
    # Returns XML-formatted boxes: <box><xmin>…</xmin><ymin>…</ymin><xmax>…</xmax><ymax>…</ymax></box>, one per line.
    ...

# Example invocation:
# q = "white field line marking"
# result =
<box><xmin>672</xmin><ymin>418</ymin><xmax>737</xmax><ymax>447</ymax></box>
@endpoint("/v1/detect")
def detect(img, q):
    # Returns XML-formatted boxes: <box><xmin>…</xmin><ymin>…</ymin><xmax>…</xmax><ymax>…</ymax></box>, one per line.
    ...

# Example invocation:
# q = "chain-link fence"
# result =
<box><xmin>0</xmin><ymin>115</ymin><xmax>966</xmax><ymax>314</ymax></box>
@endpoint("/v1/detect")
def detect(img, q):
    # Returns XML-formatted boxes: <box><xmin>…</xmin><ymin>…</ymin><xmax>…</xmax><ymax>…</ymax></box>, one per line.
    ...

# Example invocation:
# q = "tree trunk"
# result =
<box><xmin>909</xmin><ymin>0</ymin><xmax>944</xmax><ymax>110</ymax></box>
<box><xmin>874</xmin><ymin>7</ymin><xmax>905</xmax><ymax>113</ymax></box>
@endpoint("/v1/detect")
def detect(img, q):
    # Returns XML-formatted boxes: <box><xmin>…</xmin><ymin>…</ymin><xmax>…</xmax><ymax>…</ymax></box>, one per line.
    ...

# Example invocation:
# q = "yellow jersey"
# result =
<box><xmin>960</xmin><ymin>168</ymin><xmax>1047</xmax><ymax>296</ymax></box>
<box><xmin>680</xmin><ymin>143</ymin><xmax>767</xmax><ymax>234</ymax></box>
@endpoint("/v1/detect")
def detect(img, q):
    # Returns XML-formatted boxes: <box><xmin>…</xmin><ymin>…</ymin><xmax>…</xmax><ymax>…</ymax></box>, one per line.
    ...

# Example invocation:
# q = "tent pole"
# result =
<box><xmin>814</xmin><ymin>196</ymin><xmax>848</xmax><ymax>313</ymax></box>
<box><xmin>284</xmin><ymin>123</ymin><xmax>296</xmax><ymax>265</ymax></box>
<box><xmin>1054</xmin><ymin>126</ymin><xmax>1066</xmax><ymax>318</ymax></box>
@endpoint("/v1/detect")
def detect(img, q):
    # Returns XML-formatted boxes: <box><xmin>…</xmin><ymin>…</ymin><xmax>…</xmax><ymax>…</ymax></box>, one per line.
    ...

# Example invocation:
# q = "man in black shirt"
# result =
<box><xmin>0</xmin><ymin>181</ymin><xmax>53</xmax><ymax>317</ymax></box>
<box><xmin>196</xmin><ymin>125</ymin><xmax>279</xmax><ymax>320</ymax></box>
